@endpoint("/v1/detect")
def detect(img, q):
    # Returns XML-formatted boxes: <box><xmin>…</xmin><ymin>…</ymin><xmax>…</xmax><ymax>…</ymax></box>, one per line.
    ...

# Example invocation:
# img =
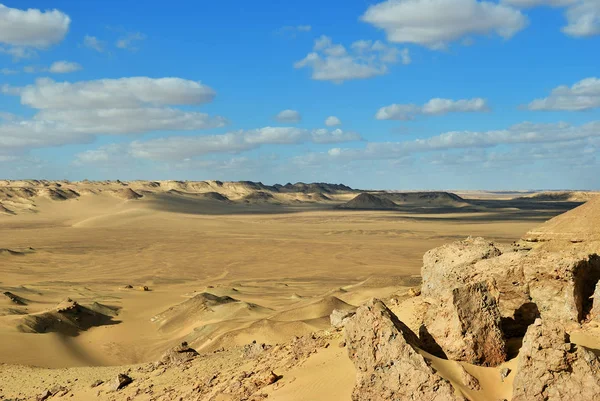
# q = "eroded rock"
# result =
<box><xmin>423</xmin><ymin>281</ymin><xmax>506</xmax><ymax>367</ymax></box>
<box><xmin>159</xmin><ymin>342</ymin><xmax>199</xmax><ymax>365</ymax></box>
<box><xmin>112</xmin><ymin>373</ymin><xmax>133</xmax><ymax>391</ymax></box>
<box><xmin>512</xmin><ymin>319</ymin><xmax>600</xmax><ymax>401</ymax></box>
<box><xmin>330</xmin><ymin>308</ymin><xmax>355</xmax><ymax>328</ymax></box>
<box><xmin>344</xmin><ymin>298</ymin><xmax>464</xmax><ymax>401</ymax></box>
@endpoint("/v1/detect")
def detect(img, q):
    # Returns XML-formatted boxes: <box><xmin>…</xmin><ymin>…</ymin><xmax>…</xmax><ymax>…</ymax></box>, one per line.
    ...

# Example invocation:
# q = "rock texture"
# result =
<box><xmin>512</xmin><ymin>319</ymin><xmax>600</xmax><ymax>401</ymax></box>
<box><xmin>523</xmin><ymin>251</ymin><xmax>600</xmax><ymax>323</ymax></box>
<box><xmin>592</xmin><ymin>281</ymin><xmax>600</xmax><ymax>321</ymax></box>
<box><xmin>423</xmin><ymin>281</ymin><xmax>506</xmax><ymax>366</ymax></box>
<box><xmin>421</xmin><ymin>237</ymin><xmax>503</xmax><ymax>299</ymax></box>
<box><xmin>159</xmin><ymin>342</ymin><xmax>199</xmax><ymax>366</ymax></box>
<box><xmin>421</xmin><ymin>236</ymin><xmax>600</xmax><ymax>332</ymax></box>
<box><xmin>344</xmin><ymin>298</ymin><xmax>464</xmax><ymax>401</ymax></box>
<box><xmin>330</xmin><ymin>309</ymin><xmax>355</xmax><ymax>328</ymax></box>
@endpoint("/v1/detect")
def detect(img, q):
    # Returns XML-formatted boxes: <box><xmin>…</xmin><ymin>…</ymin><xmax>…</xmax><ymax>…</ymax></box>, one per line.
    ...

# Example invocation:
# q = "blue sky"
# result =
<box><xmin>1</xmin><ymin>0</ymin><xmax>599</xmax><ymax>189</ymax></box>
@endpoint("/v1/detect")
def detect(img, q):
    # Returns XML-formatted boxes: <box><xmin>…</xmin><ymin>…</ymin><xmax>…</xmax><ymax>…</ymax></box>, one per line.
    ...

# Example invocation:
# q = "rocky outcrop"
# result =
<box><xmin>159</xmin><ymin>342</ymin><xmax>199</xmax><ymax>366</ymax></box>
<box><xmin>591</xmin><ymin>281</ymin><xmax>600</xmax><ymax>321</ymax></box>
<box><xmin>344</xmin><ymin>299</ymin><xmax>464</xmax><ymax>401</ymax></box>
<box><xmin>422</xmin><ymin>281</ymin><xmax>506</xmax><ymax>366</ymax></box>
<box><xmin>421</xmin><ymin>237</ymin><xmax>503</xmax><ymax>298</ymax></box>
<box><xmin>512</xmin><ymin>319</ymin><xmax>600</xmax><ymax>401</ymax></box>
<box><xmin>421</xmin><ymin>236</ymin><xmax>600</xmax><ymax>332</ymax></box>
<box><xmin>523</xmin><ymin>251</ymin><xmax>600</xmax><ymax>323</ymax></box>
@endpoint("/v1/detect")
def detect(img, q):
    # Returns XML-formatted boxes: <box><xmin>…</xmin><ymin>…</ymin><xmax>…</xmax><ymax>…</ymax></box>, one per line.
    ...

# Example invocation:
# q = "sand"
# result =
<box><xmin>0</xmin><ymin>181</ymin><xmax>593</xmax><ymax>400</ymax></box>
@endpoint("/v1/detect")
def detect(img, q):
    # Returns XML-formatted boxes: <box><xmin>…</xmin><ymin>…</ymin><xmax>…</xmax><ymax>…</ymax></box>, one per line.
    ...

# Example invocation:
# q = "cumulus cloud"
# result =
<box><xmin>49</xmin><ymin>61</ymin><xmax>82</xmax><ymax>73</ymax></box>
<box><xmin>294</xmin><ymin>35</ymin><xmax>409</xmax><ymax>83</ymax></box>
<box><xmin>325</xmin><ymin>116</ymin><xmax>342</xmax><ymax>126</ymax></box>
<box><xmin>275</xmin><ymin>109</ymin><xmax>302</xmax><ymax>123</ymax></box>
<box><xmin>311</xmin><ymin>128</ymin><xmax>361</xmax><ymax>144</ymax></box>
<box><xmin>361</xmin><ymin>0</ymin><xmax>528</xmax><ymax>49</ymax></box>
<box><xmin>0</xmin><ymin>4</ymin><xmax>70</xmax><ymax>48</ymax></box>
<box><xmin>527</xmin><ymin>77</ymin><xmax>600</xmax><ymax>111</ymax></box>
<box><xmin>562</xmin><ymin>0</ymin><xmax>600</xmax><ymax>37</ymax></box>
<box><xmin>83</xmin><ymin>35</ymin><xmax>106</xmax><ymax>52</ymax></box>
<box><xmin>18</xmin><ymin>77</ymin><xmax>216</xmax><ymax>109</ymax></box>
<box><xmin>130</xmin><ymin>127</ymin><xmax>362</xmax><ymax>161</ymax></box>
<box><xmin>376</xmin><ymin>98</ymin><xmax>489</xmax><ymax>120</ymax></box>
<box><xmin>116</xmin><ymin>31</ymin><xmax>146</xmax><ymax>51</ymax></box>
<box><xmin>503</xmin><ymin>0</ymin><xmax>600</xmax><ymax>37</ymax></box>
<box><xmin>0</xmin><ymin>45</ymin><xmax>36</xmax><ymax>60</ymax></box>
<box><xmin>0</xmin><ymin>76</ymin><xmax>225</xmax><ymax>152</ymax></box>
<box><xmin>295</xmin><ymin>121</ymin><xmax>600</xmax><ymax>166</ymax></box>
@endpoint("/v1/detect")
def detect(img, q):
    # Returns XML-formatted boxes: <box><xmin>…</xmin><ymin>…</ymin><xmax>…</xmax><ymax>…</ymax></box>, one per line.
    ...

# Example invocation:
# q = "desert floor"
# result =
<box><xmin>0</xmin><ymin>191</ymin><xmax>584</xmax><ymax>400</ymax></box>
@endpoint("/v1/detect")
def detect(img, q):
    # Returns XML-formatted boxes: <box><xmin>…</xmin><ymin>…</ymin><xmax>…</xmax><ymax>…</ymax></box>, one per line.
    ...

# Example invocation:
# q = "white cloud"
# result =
<box><xmin>83</xmin><ymin>35</ymin><xmax>106</xmax><ymax>52</ymax></box>
<box><xmin>36</xmin><ymin>108</ymin><xmax>226</xmax><ymax>135</ymax></box>
<box><xmin>0</xmin><ymin>67</ymin><xmax>17</xmax><ymax>74</ymax></box>
<box><xmin>130</xmin><ymin>127</ymin><xmax>362</xmax><ymax>161</ymax></box>
<box><xmin>376</xmin><ymin>98</ymin><xmax>489</xmax><ymax>120</ymax></box>
<box><xmin>312</xmin><ymin>121</ymin><xmax>600</xmax><ymax>163</ymax></box>
<box><xmin>361</xmin><ymin>0</ymin><xmax>528</xmax><ymax>49</ymax></box>
<box><xmin>116</xmin><ymin>32</ymin><xmax>146</xmax><ymax>51</ymax></box>
<box><xmin>325</xmin><ymin>116</ymin><xmax>342</xmax><ymax>126</ymax></box>
<box><xmin>275</xmin><ymin>109</ymin><xmax>302</xmax><ymax>123</ymax></box>
<box><xmin>49</xmin><ymin>60</ymin><xmax>82</xmax><ymax>73</ymax></box>
<box><xmin>0</xmin><ymin>4</ymin><xmax>70</xmax><ymax>48</ymax></box>
<box><xmin>503</xmin><ymin>0</ymin><xmax>600</xmax><ymax>37</ymax></box>
<box><xmin>311</xmin><ymin>128</ymin><xmax>361</xmax><ymax>144</ymax></box>
<box><xmin>21</xmin><ymin>61</ymin><xmax>82</xmax><ymax>74</ymax></box>
<box><xmin>0</xmin><ymin>45</ymin><xmax>36</xmax><ymax>60</ymax></box>
<box><xmin>562</xmin><ymin>0</ymin><xmax>600</xmax><ymax>37</ymax></box>
<box><xmin>17</xmin><ymin>77</ymin><xmax>216</xmax><ymax>109</ymax></box>
<box><xmin>527</xmin><ymin>77</ymin><xmax>600</xmax><ymax>111</ymax></box>
<box><xmin>0</xmin><ymin>76</ymin><xmax>225</xmax><ymax>152</ymax></box>
<box><xmin>294</xmin><ymin>35</ymin><xmax>409</xmax><ymax>83</ymax></box>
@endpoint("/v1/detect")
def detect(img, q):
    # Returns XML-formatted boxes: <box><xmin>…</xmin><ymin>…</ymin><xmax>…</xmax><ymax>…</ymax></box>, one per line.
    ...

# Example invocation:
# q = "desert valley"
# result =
<box><xmin>0</xmin><ymin>180</ymin><xmax>599</xmax><ymax>400</ymax></box>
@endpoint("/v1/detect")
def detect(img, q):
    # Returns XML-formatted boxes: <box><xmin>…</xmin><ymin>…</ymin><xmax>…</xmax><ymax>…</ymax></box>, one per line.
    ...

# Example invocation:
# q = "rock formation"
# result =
<box><xmin>423</xmin><ymin>281</ymin><xmax>506</xmax><ymax>366</ymax></box>
<box><xmin>344</xmin><ymin>299</ymin><xmax>464</xmax><ymax>401</ymax></box>
<box><xmin>512</xmin><ymin>319</ymin><xmax>600</xmax><ymax>401</ymax></box>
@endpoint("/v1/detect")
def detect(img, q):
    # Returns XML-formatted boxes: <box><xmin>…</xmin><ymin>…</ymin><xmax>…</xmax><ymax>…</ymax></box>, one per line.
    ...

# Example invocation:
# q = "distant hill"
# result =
<box><xmin>514</xmin><ymin>191</ymin><xmax>598</xmax><ymax>202</ymax></box>
<box><xmin>380</xmin><ymin>191</ymin><xmax>470</xmax><ymax>207</ymax></box>
<box><xmin>338</xmin><ymin>193</ymin><xmax>398</xmax><ymax>210</ymax></box>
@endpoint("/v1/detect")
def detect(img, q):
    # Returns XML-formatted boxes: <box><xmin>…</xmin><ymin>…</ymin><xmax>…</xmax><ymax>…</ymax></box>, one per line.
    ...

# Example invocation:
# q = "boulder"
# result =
<box><xmin>344</xmin><ymin>299</ymin><xmax>464</xmax><ymax>401</ymax></box>
<box><xmin>330</xmin><ymin>309</ymin><xmax>355</xmax><ymax>328</ymax></box>
<box><xmin>159</xmin><ymin>342</ymin><xmax>199</xmax><ymax>365</ymax></box>
<box><xmin>112</xmin><ymin>373</ymin><xmax>132</xmax><ymax>391</ymax></box>
<box><xmin>421</xmin><ymin>237</ymin><xmax>503</xmax><ymax>298</ymax></box>
<box><xmin>522</xmin><ymin>252</ymin><xmax>600</xmax><ymax>323</ymax></box>
<box><xmin>422</xmin><ymin>281</ymin><xmax>506</xmax><ymax>367</ymax></box>
<box><xmin>591</xmin><ymin>281</ymin><xmax>600</xmax><ymax>321</ymax></box>
<box><xmin>512</xmin><ymin>319</ymin><xmax>600</xmax><ymax>401</ymax></box>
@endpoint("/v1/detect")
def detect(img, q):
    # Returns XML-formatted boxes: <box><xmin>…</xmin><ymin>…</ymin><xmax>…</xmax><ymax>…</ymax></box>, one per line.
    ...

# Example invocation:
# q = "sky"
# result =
<box><xmin>0</xmin><ymin>0</ymin><xmax>599</xmax><ymax>190</ymax></box>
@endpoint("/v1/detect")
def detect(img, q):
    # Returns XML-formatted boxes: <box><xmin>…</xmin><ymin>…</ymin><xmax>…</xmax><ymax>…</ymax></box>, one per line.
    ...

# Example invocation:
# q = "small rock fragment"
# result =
<box><xmin>91</xmin><ymin>380</ymin><xmax>104</xmax><ymax>388</ymax></box>
<box><xmin>500</xmin><ymin>367</ymin><xmax>510</xmax><ymax>382</ymax></box>
<box><xmin>329</xmin><ymin>309</ymin><xmax>355</xmax><ymax>328</ymax></box>
<box><xmin>113</xmin><ymin>373</ymin><xmax>133</xmax><ymax>391</ymax></box>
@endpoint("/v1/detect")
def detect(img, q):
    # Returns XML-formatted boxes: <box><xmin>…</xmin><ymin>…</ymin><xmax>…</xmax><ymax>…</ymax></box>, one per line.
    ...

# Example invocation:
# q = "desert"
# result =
<box><xmin>0</xmin><ymin>180</ymin><xmax>599</xmax><ymax>400</ymax></box>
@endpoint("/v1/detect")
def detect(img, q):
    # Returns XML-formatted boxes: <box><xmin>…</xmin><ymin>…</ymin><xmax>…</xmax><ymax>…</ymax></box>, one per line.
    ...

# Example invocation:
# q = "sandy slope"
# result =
<box><xmin>0</xmin><ymin>181</ymin><xmax>592</xmax><ymax>400</ymax></box>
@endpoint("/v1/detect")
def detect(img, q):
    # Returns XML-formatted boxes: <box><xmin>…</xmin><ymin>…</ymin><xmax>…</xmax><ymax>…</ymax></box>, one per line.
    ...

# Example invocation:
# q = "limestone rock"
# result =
<box><xmin>344</xmin><ymin>298</ymin><xmax>464</xmax><ymax>401</ymax></box>
<box><xmin>591</xmin><ymin>281</ymin><xmax>600</xmax><ymax>321</ymax></box>
<box><xmin>423</xmin><ymin>281</ymin><xmax>506</xmax><ymax>367</ymax></box>
<box><xmin>330</xmin><ymin>308</ymin><xmax>355</xmax><ymax>328</ymax></box>
<box><xmin>523</xmin><ymin>252</ymin><xmax>600</xmax><ymax>323</ymax></box>
<box><xmin>512</xmin><ymin>319</ymin><xmax>600</xmax><ymax>401</ymax></box>
<box><xmin>159</xmin><ymin>342</ymin><xmax>199</xmax><ymax>365</ymax></box>
<box><xmin>421</xmin><ymin>236</ymin><xmax>503</xmax><ymax>298</ymax></box>
<box><xmin>458</xmin><ymin>365</ymin><xmax>480</xmax><ymax>391</ymax></box>
<box><xmin>112</xmin><ymin>373</ymin><xmax>133</xmax><ymax>391</ymax></box>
